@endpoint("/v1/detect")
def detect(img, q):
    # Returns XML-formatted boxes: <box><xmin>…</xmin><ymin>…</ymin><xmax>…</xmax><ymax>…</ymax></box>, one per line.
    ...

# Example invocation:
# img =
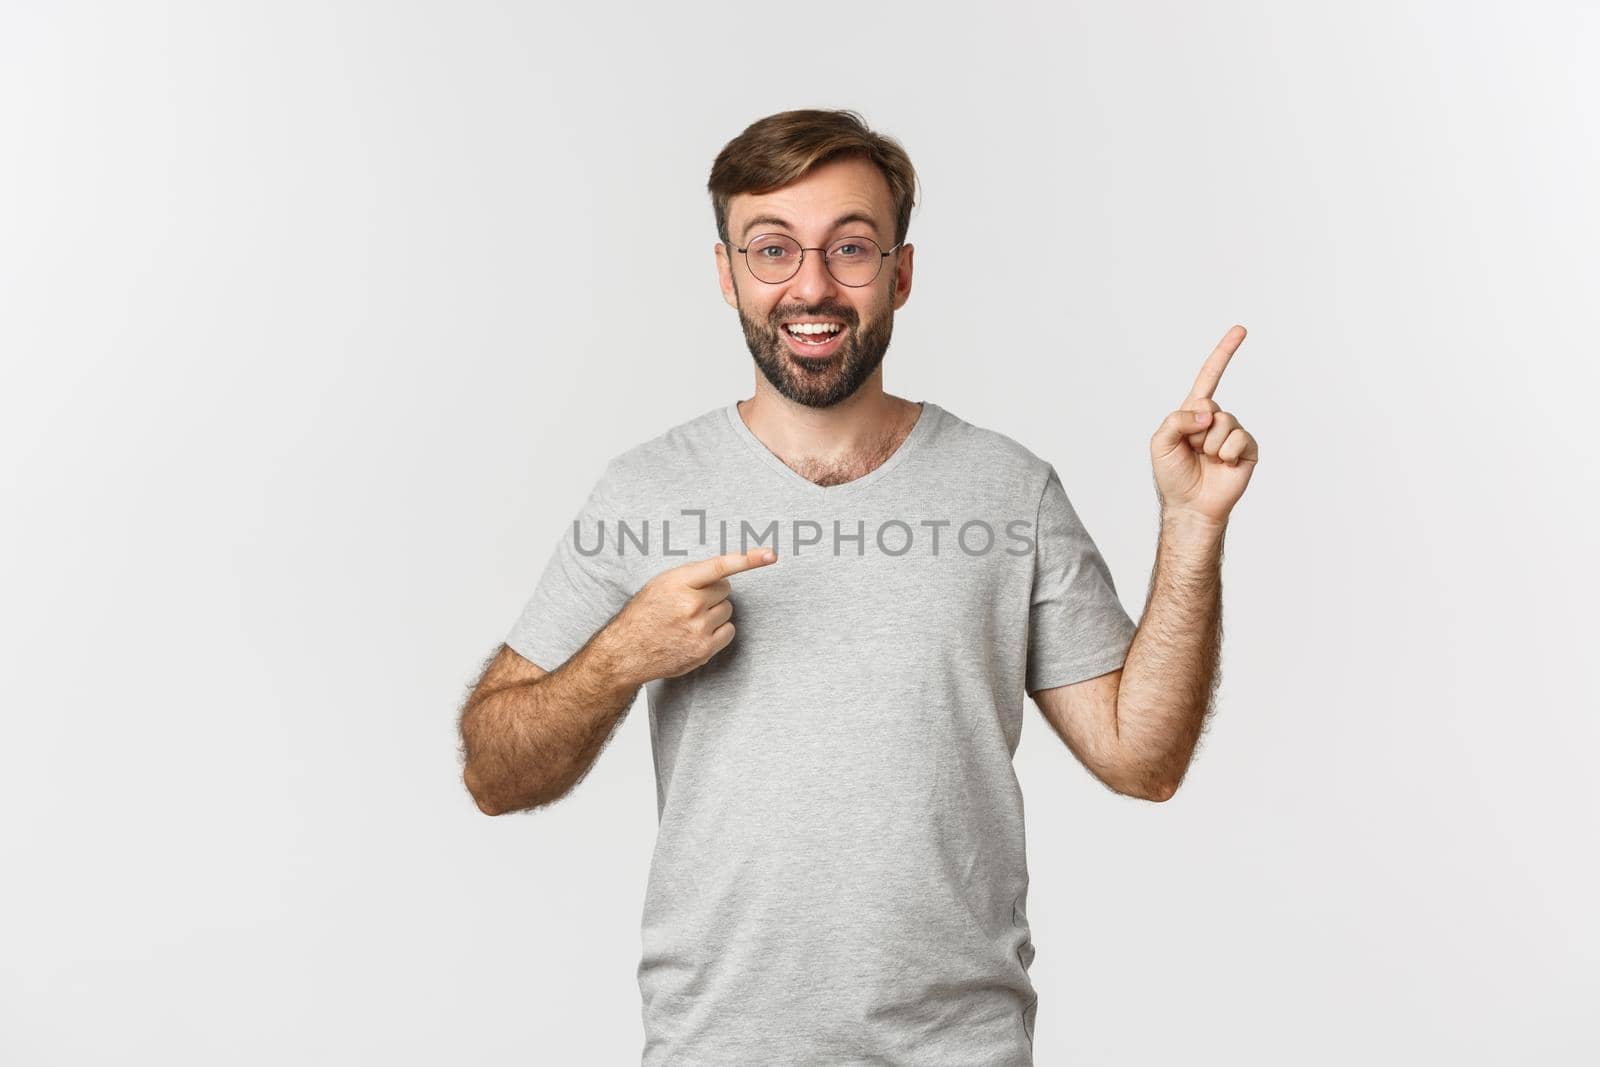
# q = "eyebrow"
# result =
<box><xmin>740</xmin><ymin>211</ymin><xmax>884</xmax><ymax>244</ymax></box>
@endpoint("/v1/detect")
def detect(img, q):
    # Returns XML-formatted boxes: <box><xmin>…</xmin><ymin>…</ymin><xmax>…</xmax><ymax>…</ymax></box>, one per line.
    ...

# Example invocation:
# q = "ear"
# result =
<box><xmin>715</xmin><ymin>242</ymin><xmax>739</xmax><ymax>310</ymax></box>
<box><xmin>890</xmin><ymin>242</ymin><xmax>913</xmax><ymax>311</ymax></box>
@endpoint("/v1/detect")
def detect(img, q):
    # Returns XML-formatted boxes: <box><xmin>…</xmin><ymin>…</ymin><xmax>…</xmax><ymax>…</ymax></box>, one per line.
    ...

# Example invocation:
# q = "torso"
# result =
<box><xmin>503</xmin><ymin>397</ymin><xmax>1141</xmax><ymax>1063</ymax></box>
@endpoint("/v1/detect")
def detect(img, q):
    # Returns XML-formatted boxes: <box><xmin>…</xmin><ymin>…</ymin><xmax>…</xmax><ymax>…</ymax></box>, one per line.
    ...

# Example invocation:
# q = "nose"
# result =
<box><xmin>786</xmin><ymin>247</ymin><xmax>843</xmax><ymax>305</ymax></box>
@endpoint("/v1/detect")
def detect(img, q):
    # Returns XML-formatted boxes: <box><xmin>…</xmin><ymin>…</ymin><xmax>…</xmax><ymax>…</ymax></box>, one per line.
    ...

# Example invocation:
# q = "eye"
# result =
<box><xmin>832</xmin><ymin>243</ymin><xmax>864</xmax><ymax>257</ymax></box>
<box><xmin>757</xmin><ymin>245</ymin><xmax>791</xmax><ymax>258</ymax></box>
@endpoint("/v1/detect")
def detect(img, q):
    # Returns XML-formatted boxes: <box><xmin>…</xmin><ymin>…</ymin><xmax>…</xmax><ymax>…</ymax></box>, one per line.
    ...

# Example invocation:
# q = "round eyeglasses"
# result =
<box><xmin>732</xmin><ymin>233</ymin><xmax>902</xmax><ymax>287</ymax></box>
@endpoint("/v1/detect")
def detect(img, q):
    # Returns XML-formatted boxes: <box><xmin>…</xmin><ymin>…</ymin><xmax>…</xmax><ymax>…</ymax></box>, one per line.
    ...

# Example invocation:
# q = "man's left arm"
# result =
<box><xmin>1114</xmin><ymin>510</ymin><xmax>1226</xmax><ymax>800</ymax></box>
<box><xmin>1031</xmin><ymin>324</ymin><xmax>1258</xmax><ymax>802</ymax></box>
<box><xmin>1030</xmin><ymin>511</ymin><xmax>1224</xmax><ymax>801</ymax></box>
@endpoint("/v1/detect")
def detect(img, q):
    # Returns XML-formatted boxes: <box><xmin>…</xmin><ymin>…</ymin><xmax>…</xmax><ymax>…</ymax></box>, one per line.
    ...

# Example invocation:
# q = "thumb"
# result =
<box><xmin>1153</xmin><ymin>407</ymin><xmax>1211</xmax><ymax>453</ymax></box>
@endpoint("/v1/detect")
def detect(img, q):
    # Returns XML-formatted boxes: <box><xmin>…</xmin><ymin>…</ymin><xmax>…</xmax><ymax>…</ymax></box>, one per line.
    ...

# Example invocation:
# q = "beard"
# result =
<box><xmin>734</xmin><ymin>277</ymin><xmax>896</xmax><ymax>409</ymax></box>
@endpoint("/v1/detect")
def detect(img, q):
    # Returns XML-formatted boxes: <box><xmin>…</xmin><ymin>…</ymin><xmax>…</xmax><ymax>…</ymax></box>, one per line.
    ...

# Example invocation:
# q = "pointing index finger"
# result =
<box><xmin>1187</xmin><ymin>324</ymin><xmax>1247</xmax><ymax>403</ymax></box>
<box><xmin>682</xmin><ymin>547</ymin><xmax>777</xmax><ymax>587</ymax></box>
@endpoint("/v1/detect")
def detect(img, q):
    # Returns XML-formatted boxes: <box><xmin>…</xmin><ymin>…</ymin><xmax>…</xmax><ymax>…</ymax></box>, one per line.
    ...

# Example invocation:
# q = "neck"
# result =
<box><xmin>737</xmin><ymin>376</ymin><xmax>917</xmax><ymax>467</ymax></box>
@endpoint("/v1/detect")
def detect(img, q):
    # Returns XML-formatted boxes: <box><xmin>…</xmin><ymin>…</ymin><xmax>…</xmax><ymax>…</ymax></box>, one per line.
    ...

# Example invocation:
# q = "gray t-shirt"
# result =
<box><xmin>505</xmin><ymin>399</ymin><xmax>1138</xmax><ymax>1065</ymax></box>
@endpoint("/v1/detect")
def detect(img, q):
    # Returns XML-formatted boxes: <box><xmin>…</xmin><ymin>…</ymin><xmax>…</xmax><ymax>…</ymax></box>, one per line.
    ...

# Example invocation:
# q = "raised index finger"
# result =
<box><xmin>1187</xmin><ymin>324</ymin><xmax>1247</xmax><ymax>403</ymax></box>
<box><xmin>680</xmin><ymin>547</ymin><xmax>778</xmax><ymax>588</ymax></box>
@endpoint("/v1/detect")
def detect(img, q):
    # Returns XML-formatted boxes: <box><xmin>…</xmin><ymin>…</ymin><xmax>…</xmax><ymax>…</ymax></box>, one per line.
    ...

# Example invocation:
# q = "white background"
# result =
<box><xmin>3</xmin><ymin>1</ymin><xmax>1595</xmax><ymax>1063</ymax></box>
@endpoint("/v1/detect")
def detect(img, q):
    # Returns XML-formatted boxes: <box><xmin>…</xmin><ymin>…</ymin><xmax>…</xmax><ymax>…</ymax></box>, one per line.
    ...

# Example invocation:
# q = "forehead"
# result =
<box><xmin>730</xmin><ymin>155</ymin><xmax>894</xmax><ymax>239</ymax></box>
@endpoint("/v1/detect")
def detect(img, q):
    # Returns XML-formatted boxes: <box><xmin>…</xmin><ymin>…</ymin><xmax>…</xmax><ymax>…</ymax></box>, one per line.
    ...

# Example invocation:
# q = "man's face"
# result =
<box><xmin>716</xmin><ymin>155</ymin><xmax>914</xmax><ymax>408</ymax></box>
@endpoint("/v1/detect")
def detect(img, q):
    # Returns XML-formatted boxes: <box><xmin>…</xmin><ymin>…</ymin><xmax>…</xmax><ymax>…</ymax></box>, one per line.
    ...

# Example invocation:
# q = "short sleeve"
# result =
<box><xmin>1025</xmin><ymin>464</ymin><xmax>1139</xmax><ymax>693</ymax></box>
<box><xmin>504</xmin><ymin>461</ymin><xmax>634</xmax><ymax>672</ymax></box>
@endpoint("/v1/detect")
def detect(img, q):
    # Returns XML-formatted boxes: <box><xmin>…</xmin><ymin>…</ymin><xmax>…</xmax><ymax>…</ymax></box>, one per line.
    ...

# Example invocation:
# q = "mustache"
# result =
<box><xmin>769</xmin><ymin>306</ymin><xmax>857</xmax><ymax>327</ymax></box>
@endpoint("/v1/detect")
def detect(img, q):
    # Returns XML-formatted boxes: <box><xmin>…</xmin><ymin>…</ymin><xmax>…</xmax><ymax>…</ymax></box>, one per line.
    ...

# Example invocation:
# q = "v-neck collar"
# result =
<box><xmin>723</xmin><ymin>399</ymin><xmax>941</xmax><ymax>499</ymax></box>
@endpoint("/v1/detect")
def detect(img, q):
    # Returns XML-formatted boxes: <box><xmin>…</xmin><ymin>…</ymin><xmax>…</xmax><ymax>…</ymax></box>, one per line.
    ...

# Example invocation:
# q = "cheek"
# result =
<box><xmin>743</xmin><ymin>301</ymin><xmax>780</xmax><ymax>333</ymax></box>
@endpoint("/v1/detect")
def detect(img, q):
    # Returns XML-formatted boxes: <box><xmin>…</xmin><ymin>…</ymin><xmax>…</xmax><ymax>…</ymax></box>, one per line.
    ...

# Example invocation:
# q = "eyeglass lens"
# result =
<box><xmin>745</xmin><ymin>234</ymin><xmax>884</xmax><ymax>286</ymax></box>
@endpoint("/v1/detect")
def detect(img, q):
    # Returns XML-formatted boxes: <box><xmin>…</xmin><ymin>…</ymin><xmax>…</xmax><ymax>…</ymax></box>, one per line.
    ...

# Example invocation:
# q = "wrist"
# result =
<box><xmin>589</xmin><ymin>618</ymin><xmax>648</xmax><ymax>692</ymax></box>
<box><xmin>1160</xmin><ymin>507</ymin><xmax>1227</xmax><ymax>540</ymax></box>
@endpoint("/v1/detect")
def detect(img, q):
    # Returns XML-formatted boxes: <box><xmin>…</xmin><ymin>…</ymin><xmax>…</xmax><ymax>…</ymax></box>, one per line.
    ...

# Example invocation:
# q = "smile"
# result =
<box><xmin>781</xmin><ymin>322</ymin><xmax>847</xmax><ymax>358</ymax></box>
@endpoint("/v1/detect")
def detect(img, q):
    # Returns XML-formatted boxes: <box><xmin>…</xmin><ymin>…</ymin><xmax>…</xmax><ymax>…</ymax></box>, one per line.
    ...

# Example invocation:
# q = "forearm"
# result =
<box><xmin>462</xmin><ymin>625</ymin><xmax>644</xmax><ymax>816</ymax></box>
<box><xmin>1115</xmin><ymin>510</ymin><xmax>1226</xmax><ymax>799</ymax></box>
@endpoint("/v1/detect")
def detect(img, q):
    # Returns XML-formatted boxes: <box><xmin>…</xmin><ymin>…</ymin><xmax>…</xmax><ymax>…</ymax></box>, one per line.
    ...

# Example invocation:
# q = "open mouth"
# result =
<box><xmin>781</xmin><ymin>321</ymin><xmax>847</xmax><ymax>359</ymax></box>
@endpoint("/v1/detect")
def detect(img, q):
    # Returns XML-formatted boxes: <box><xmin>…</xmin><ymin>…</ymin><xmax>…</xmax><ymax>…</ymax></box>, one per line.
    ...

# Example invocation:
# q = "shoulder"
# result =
<box><xmin>927</xmin><ymin>400</ymin><xmax>1057</xmax><ymax>490</ymax></box>
<box><xmin>598</xmin><ymin>402</ymin><xmax>732</xmax><ymax>494</ymax></box>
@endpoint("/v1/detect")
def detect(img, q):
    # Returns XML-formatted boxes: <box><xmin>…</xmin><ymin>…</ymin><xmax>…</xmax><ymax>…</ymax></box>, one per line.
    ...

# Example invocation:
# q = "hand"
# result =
<box><xmin>600</xmin><ymin>547</ymin><xmax>778</xmax><ymax>686</ymax></box>
<box><xmin>1150</xmin><ymin>324</ymin><xmax>1260</xmax><ymax>527</ymax></box>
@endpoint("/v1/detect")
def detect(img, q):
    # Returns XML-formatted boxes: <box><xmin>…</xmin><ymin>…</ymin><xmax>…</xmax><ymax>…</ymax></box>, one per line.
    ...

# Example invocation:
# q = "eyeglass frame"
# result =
<box><xmin>727</xmin><ymin>233</ymin><xmax>904</xmax><ymax>287</ymax></box>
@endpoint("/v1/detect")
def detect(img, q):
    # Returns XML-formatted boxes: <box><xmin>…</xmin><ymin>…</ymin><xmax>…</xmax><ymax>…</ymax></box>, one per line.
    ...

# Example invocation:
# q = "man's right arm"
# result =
<box><xmin>459</xmin><ymin>546</ymin><xmax>778</xmax><ymax>816</ymax></box>
<box><xmin>459</xmin><ymin>624</ymin><xmax>643</xmax><ymax>817</ymax></box>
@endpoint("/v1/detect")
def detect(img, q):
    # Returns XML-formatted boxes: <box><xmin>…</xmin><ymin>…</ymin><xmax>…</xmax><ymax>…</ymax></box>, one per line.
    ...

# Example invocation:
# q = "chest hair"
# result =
<box><xmin>781</xmin><ymin>407</ymin><xmax>918</xmax><ymax>488</ymax></box>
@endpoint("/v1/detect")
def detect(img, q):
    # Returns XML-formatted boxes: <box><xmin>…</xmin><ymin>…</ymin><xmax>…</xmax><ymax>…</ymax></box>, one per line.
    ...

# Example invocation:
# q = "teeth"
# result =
<box><xmin>785</xmin><ymin>322</ymin><xmax>842</xmax><ymax>335</ymax></box>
